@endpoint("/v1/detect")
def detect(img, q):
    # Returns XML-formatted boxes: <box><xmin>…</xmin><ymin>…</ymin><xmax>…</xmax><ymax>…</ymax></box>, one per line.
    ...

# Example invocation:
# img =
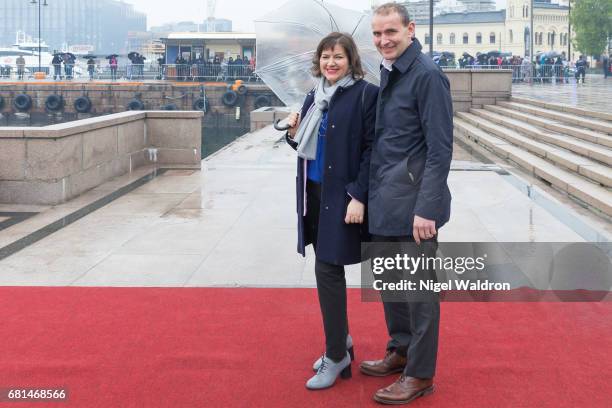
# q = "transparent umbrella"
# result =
<box><xmin>255</xmin><ymin>0</ymin><xmax>380</xmax><ymax>109</ymax></box>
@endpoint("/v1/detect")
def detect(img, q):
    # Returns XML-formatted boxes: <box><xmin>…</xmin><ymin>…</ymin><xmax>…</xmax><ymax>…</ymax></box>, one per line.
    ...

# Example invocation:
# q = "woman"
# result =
<box><xmin>286</xmin><ymin>32</ymin><xmax>378</xmax><ymax>390</ymax></box>
<box><xmin>109</xmin><ymin>56</ymin><xmax>118</xmax><ymax>81</ymax></box>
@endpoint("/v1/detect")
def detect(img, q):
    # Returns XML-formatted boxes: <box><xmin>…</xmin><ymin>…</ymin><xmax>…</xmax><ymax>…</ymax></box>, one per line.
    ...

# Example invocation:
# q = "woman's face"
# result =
<box><xmin>319</xmin><ymin>45</ymin><xmax>350</xmax><ymax>85</ymax></box>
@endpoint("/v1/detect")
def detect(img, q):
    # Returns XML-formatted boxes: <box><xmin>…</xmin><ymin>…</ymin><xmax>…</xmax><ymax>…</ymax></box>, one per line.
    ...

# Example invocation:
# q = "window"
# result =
<box><xmin>509</xmin><ymin>29</ymin><xmax>513</xmax><ymax>43</ymax></box>
<box><xmin>424</xmin><ymin>34</ymin><xmax>430</xmax><ymax>45</ymax></box>
<box><xmin>463</xmin><ymin>33</ymin><xmax>469</xmax><ymax>44</ymax></box>
<box><xmin>437</xmin><ymin>33</ymin><xmax>443</xmax><ymax>45</ymax></box>
<box><xmin>476</xmin><ymin>32</ymin><xmax>482</xmax><ymax>44</ymax></box>
<box><xmin>450</xmin><ymin>33</ymin><xmax>455</xmax><ymax>44</ymax></box>
<box><xmin>490</xmin><ymin>32</ymin><xmax>496</xmax><ymax>44</ymax></box>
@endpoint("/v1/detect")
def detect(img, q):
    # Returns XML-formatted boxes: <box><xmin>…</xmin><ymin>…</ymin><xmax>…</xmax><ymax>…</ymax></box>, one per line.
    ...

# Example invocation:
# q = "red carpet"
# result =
<box><xmin>0</xmin><ymin>287</ymin><xmax>610</xmax><ymax>407</ymax></box>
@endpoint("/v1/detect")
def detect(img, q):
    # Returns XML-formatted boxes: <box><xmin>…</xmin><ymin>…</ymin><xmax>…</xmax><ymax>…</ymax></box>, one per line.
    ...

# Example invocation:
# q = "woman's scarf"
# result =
<box><xmin>294</xmin><ymin>74</ymin><xmax>356</xmax><ymax>160</ymax></box>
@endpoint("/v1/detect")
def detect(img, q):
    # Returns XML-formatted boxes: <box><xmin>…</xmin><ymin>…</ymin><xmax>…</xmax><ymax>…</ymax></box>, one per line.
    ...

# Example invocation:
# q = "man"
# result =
<box><xmin>16</xmin><ymin>55</ymin><xmax>26</xmax><ymax>80</ymax></box>
<box><xmin>52</xmin><ymin>53</ymin><xmax>62</xmax><ymax>80</ymax></box>
<box><xmin>603</xmin><ymin>54</ymin><xmax>610</xmax><ymax>79</ymax></box>
<box><xmin>575</xmin><ymin>55</ymin><xmax>587</xmax><ymax>83</ymax></box>
<box><xmin>361</xmin><ymin>3</ymin><xmax>453</xmax><ymax>405</ymax></box>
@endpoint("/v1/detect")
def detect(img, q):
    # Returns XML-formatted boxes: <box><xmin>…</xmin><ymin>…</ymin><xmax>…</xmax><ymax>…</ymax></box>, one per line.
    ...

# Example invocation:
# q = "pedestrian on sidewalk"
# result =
<box><xmin>52</xmin><ymin>53</ymin><xmax>62</xmax><ymax>80</ymax></box>
<box><xmin>109</xmin><ymin>55</ymin><xmax>118</xmax><ymax>81</ymax></box>
<box><xmin>16</xmin><ymin>55</ymin><xmax>26</xmax><ymax>80</ymax></box>
<box><xmin>575</xmin><ymin>55</ymin><xmax>587</xmax><ymax>83</ymax></box>
<box><xmin>285</xmin><ymin>32</ymin><xmax>378</xmax><ymax>391</ymax></box>
<box><xmin>87</xmin><ymin>57</ymin><xmax>95</xmax><ymax>81</ymax></box>
<box><xmin>361</xmin><ymin>3</ymin><xmax>453</xmax><ymax>405</ymax></box>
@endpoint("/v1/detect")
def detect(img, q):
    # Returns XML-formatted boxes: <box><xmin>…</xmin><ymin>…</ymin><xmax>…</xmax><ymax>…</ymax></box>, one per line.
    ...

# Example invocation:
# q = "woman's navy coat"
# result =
<box><xmin>291</xmin><ymin>79</ymin><xmax>378</xmax><ymax>266</ymax></box>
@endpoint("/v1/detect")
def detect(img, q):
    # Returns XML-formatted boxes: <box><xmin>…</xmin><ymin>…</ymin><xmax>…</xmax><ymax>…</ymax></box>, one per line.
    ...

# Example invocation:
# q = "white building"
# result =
<box><xmin>413</xmin><ymin>0</ymin><xmax>571</xmax><ymax>59</ymax></box>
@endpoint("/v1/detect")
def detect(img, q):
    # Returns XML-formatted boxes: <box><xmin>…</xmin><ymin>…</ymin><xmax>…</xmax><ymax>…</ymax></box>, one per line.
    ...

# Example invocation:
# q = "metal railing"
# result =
<box><xmin>0</xmin><ymin>63</ymin><xmax>261</xmax><ymax>82</ymax></box>
<box><xmin>443</xmin><ymin>63</ymin><xmax>585</xmax><ymax>84</ymax></box>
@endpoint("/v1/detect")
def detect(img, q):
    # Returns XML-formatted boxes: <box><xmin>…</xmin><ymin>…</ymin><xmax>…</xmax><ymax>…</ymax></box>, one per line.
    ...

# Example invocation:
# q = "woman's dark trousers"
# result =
<box><xmin>305</xmin><ymin>180</ymin><xmax>348</xmax><ymax>362</ymax></box>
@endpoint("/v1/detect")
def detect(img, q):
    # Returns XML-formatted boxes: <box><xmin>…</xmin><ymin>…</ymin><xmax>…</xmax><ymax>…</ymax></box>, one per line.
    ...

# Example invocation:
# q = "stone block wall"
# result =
<box><xmin>445</xmin><ymin>69</ymin><xmax>513</xmax><ymax>111</ymax></box>
<box><xmin>0</xmin><ymin>110</ymin><xmax>203</xmax><ymax>205</ymax></box>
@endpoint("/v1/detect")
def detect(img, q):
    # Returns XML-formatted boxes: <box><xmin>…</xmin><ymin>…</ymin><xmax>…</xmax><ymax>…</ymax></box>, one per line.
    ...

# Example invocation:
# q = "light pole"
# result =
<box><xmin>530</xmin><ymin>0</ymin><xmax>534</xmax><ymax>62</ymax></box>
<box><xmin>567</xmin><ymin>0</ymin><xmax>571</xmax><ymax>60</ymax></box>
<box><xmin>30</xmin><ymin>0</ymin><xmax>48</xmax><ymax>74</ymax></box>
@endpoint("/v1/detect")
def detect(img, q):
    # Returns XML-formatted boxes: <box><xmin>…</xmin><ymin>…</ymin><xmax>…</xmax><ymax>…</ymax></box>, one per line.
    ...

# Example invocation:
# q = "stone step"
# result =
<box><xmin>486</xmin><ymin>104</ymin><xmax>612</xmax><ymax>149</ymax></box>
<box><xmin>454</xmin><ymin>117</ymin><xmax>612</xmax><ymax>217</ymax></box>
<box><xmin>503</xmin><ymin>100</ymin><xmax>612</xmax><ymax>135</ymax></box>
<box><xmin>456</xmin><ymin>111</ymin><xmax>612</xmax><ymax>187</ymax></box>
<box><xmin>510</xmin><ymin>96</ymin><xmax>612</xmax><ymax>123</ymax></box>
<box><xmin>470</xmin><ymin>108</ymin><xmax>612</xmax><ymax>166</ymax></box>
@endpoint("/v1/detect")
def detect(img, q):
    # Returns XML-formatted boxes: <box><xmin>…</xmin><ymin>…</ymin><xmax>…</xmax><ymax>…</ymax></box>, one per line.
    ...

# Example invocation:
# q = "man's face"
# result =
<box><xmin>372</xmin><ymin>12</ymin><xmax>415</xmax><ymax>61</ymax></box>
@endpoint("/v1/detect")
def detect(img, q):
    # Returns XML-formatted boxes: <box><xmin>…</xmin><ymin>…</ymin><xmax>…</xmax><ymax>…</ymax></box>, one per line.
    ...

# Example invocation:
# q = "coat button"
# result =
<box><xmin>325</xmin><ymin>206</ymin><xmax>329</xmax><ymax>210</ymax></box>
<box><xmin>328</xmin><ymin>165</ymin><xmax>332</xmax><ymax>169</ymax></box>
<box><xmin>331</xmin><ymin>124</ymin><xmax>335</xmax><ymax>128</ymax></box>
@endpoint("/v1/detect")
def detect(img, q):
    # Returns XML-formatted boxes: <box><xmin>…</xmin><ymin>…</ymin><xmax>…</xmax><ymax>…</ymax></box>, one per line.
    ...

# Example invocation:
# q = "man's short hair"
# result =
<box><xmin>373</xmin><ymin>2</ymin><xmax>412</xmax><ymax>26</ymax></box>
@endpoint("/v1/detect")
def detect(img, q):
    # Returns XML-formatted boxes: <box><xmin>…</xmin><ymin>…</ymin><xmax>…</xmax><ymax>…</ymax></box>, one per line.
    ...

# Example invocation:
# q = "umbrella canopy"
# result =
<box><xmin>538</xmin><ymin>51</ymin><xmax>562</xmax><ymax>59</ymax></box>
<box><xmin>106</xmin><ymin>54</ymin><xmax>119</xmax><ymax>60</ymax></box>
<box><xmin>255</xmin><ymin>0</ymin><xmax>380</xmax><ymax>107</ymax></box>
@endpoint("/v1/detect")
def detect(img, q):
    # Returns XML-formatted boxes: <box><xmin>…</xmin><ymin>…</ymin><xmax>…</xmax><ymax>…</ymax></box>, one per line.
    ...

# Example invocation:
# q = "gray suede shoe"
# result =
<box><xmin>312</xmin><ymin>334</ymin><xmax>354</xmax><ymax>371</ymax></box>
<box><xmin>306</xmin><ymin>352</ymin><xmax>352</xmax><ymax>390</ymax></box>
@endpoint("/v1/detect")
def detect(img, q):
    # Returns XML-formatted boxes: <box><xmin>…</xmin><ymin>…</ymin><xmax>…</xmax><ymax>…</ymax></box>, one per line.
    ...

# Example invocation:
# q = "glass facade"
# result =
<box><xmin>0</xmin><ymin>0</ymin><xmax>146</xmax><ymax>54</ymax></box>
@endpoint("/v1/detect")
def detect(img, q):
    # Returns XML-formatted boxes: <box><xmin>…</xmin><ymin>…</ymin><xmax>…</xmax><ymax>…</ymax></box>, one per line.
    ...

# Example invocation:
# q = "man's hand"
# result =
<box><xmin>287</xmin><ymin>112</ymin><xmax>300</xmax><ymax>138</ymax></box>
<box><xmin>413</xmin><ymin>215</ymin><xmax>436</xmax><ymax>245</ymax></box>
<box><xmin>345</xmin><ymin>198</ymin><xmax>365</xmax><ymax>224</ymax></box>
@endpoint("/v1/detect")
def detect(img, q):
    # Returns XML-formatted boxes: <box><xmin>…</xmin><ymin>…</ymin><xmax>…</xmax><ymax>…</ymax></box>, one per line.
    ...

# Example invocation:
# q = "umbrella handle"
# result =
<box><xmin>273</xmin><ymin>118</ymin><xmax>291</xmax><ymax>131</ymax></box>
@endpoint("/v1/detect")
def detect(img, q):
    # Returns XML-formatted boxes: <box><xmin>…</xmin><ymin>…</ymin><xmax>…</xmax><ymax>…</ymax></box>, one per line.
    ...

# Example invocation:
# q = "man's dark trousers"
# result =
<box><xmin>372</xmin><ymin>234</ymin><xmax>440</xmax><ymax>379</ymax></box>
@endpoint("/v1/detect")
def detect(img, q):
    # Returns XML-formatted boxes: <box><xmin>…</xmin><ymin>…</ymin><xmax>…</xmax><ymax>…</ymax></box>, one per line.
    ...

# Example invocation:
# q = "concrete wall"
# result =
<box><xmin>445</xmin><ymin>69</ymin><xmax>512</xmax><ymax>112</ymax></box>
<box><xmin>250</xmin><ymin>107</ymin><xmax>290</xmax><ymax>132</ymax></box>
<box><xmin>0</xmin><ymin>110</ymin><xmax>203</xmax><ymax>205</ymax></box>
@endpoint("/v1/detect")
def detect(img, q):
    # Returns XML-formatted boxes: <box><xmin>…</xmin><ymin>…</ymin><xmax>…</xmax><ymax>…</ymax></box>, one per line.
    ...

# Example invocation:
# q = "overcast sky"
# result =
<box><xmin>126</xmin><ymin>0</ymin><xmax>506</xmax><ymax>31</ymax></box>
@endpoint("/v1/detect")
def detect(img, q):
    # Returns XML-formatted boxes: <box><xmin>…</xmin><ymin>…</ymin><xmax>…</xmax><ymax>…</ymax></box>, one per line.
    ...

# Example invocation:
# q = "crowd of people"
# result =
<box><xmin>434</xmin><ymin>50</ymin><xmax>612</xmax><ymax>84</ymax></box>
<box><xmin>167</xmin><ymin>54</ymin><xmax>257</xmax><ymax>81</ymax></box>
<box><xmin>50</xmin><ymin>52</ymin><xmax>77</xmax><ymax>80</ymax></box>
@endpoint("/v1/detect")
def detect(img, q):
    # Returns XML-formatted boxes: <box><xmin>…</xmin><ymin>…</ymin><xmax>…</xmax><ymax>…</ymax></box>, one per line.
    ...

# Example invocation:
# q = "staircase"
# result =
<box><xmin>454</xmin><ymin>96</ymin><xmax>612</xmax><ymax>218</ymax></box>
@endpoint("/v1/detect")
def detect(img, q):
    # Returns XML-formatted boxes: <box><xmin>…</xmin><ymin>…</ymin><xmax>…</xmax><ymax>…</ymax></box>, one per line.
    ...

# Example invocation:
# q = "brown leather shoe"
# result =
<box><xmin>373</xmin><ymin>375</ymin><xmax>434</xmax><ymax>405</ymax></box>
<box><xmin>359</xmin><ymin>351</ymin><xmax>407</xmax><ymax>377</ymax></box>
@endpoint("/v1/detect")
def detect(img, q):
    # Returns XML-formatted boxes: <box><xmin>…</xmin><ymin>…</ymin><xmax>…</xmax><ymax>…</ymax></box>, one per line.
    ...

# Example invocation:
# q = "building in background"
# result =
<box><xmin>396</xmin><ymin>0</ymin><xmax>495</xmax><ymax>21</ymax></box>
<box><xmin>459</xmin><ymin>0</ymin><xmax>496</xmax><ymax>12</ymax></box>
<box><xmin>150</xmin><ymin>19</ymin><xmax>232</xmax><ymax>34</ymax></box>
<box><xmin>160</xmin><ymin>32</ymin><xmax>255</xmax><ymax>64</ymax></box>
<box><xmin>0</xmin><ymin>0</ymin><xmax>146</xmax><ymax>54</ymax></box>
<box><xmin>413</xmin><ymin>0</ymin><xmax>570</xmax><ymax>60</ymax></box>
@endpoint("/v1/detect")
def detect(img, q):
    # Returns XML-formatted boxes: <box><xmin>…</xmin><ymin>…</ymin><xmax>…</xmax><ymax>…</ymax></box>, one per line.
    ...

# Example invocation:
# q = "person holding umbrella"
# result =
<box><xmin>285</xmin><ymin>31</ymin><xmax>378</xmax><ymax>390</ymax></box>
<box><xmin>63</xmin><ymin>53</ymin><xmax>75</xmax><ymax>80</ymax></box>
<box><xmin>107</xmin><ymin>55</ymin><xmax>118</xmax><ymax>81</ymax></box>
<box><xmin>86</xmin><ymin>56</ymin><xmax>96</xmax><ymax>80</ymax></box>
<box><xmin>52</xmin><ymin>53</ymin><xmax>63</xmax><ymax>80</ymax></box>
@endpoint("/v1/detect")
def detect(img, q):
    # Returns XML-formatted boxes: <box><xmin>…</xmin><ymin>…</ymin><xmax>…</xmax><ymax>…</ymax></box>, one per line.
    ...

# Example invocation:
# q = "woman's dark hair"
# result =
<box><xmin>311</xmin><ymin>32</ymin><xmax>364</xmax><ymax>79</ymax></box>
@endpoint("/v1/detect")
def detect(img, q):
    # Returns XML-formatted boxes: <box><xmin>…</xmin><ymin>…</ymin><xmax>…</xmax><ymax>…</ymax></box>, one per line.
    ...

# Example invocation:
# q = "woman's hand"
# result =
<box><xmin>345</xmin><ymin>198</ymin><xmax>365</xmax><ymax>224</ymax></box>
<box><xmin>287</xmin><ymin>112</ymin><xmax>300</xmax><ymax>138</ymax></box>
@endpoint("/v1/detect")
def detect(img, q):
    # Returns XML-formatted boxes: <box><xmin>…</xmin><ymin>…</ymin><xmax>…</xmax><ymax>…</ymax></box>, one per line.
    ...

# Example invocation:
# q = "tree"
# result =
<box><xmin>570</xmin><ymin>0</ymin><xmax>612</xmax><ymax>57</ymax></box>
